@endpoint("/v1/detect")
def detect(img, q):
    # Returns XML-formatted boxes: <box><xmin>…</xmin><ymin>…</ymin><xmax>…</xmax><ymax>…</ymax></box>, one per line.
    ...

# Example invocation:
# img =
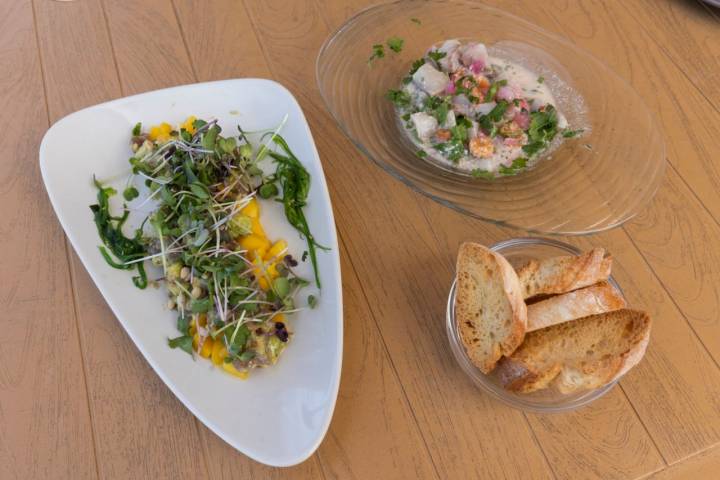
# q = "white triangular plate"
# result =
<box><xmin>40</xmin><ymin>79</ymin><xmax>342</xmax><ymax>467</ymax></box>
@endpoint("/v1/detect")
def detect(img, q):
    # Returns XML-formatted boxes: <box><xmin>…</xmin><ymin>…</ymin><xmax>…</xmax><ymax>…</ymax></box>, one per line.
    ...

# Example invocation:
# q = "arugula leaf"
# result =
<box><xmin>168</xmin><ymin>335</ymin><xmax>193</xmax><ymax>355</ymax></box>
<box><xmin>387</xmin><ymin>36</ymin><xmax>404</xmax><ymax>53</ymax></box>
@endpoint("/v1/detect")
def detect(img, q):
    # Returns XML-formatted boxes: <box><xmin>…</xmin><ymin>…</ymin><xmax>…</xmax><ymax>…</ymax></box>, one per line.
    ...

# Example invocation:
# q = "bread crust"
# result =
<box><xmin>517</xmin><ymin>248</ymin><xmax>612</xmax><ymax>299</ymax></box>
<box><xmin>455</xmin><ymin>242</ymin><xmax>527</xmax><ymax>373</ymax></box>
<box><xmin>527</xmin><ymin>281</ymin><xmax>626</xmax><ymax>331</ymax></box>
<box><xmin>494</xmin><ymin>309</ymin><xmax>651</xmax><ymax>393</ymax></box>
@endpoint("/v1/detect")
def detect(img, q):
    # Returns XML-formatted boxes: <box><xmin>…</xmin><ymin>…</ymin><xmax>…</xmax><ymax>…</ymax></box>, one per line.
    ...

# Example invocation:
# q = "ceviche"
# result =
<box><xmin>387</xmin><ymin>39</ymin><xmax>583</xmax><ymax>177</ymax></box>
<box><xmin>90</xmin><ymin>116</ymin><xmax>325</xmax><ymax>379</ymax></box>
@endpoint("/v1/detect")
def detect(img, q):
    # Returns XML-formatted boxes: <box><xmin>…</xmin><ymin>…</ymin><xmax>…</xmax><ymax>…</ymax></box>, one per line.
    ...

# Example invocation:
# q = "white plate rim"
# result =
<box><xmin>38</xmin><ymin>78</ymin><xmax>343</xmax><ymax>467</ymax></box>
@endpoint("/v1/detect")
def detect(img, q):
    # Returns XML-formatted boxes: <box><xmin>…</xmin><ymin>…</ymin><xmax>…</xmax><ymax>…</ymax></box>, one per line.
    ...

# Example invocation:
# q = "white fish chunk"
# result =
<box><xmin>460</xmin><ymin>42</ymin><xmax>489</xmax><ymax>67</ymax></box>
<box><xmin>413</xmin><ymin>63</ymin><xmax>449</xmax><ymax>96</ymax></box>
<box><xmin>410</xmin><ymin>112</ymin><xmax>438</xmax><ymax>142</ymax></box>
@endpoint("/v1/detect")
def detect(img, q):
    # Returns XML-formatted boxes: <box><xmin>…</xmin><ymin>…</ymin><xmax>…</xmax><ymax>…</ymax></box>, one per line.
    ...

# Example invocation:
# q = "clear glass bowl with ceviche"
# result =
<box><xmin>317</xmin><ymin>0</ymin><xmax>665</xmax><ymax>235</ymax></box>
<box><xmin>90</xmin><ymin>116</ymin><xmax>326</xmax><ymax>379</ymax></box>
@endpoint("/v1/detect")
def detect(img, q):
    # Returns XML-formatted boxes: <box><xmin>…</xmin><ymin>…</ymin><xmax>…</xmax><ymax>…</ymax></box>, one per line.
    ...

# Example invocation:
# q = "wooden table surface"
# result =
<box><xmin>4</xmin><ymin>0</ymin><xmax>720</xmax><ymax>478</ymax></box>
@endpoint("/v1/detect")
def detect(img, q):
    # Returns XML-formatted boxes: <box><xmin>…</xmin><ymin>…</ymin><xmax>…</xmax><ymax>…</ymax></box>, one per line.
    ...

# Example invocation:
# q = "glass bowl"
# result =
<box><xmin>316</xmin><ymin>0</ymin><xmax>665</xmax><ymax>235</ymax></box>
<box><xmin>446</xmin><ymin>237</ymin><xmax>624</xmax><ymax>412</ymax></box>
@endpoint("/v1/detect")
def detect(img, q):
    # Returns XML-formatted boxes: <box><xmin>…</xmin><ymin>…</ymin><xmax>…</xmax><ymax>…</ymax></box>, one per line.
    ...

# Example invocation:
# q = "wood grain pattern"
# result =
<box><xmin>242</xmin><ymin>1</ymin><xmax>555</xmax><ymax>478</ymax></box>
<box><xmin>648</xmin><ymin>444</ymin><xmax>720</xmax><ymax>479</ymax></box>
<box><xmin>173</xmin><ymin>3</ymin><xmax>439</xmax><ymax>477</ymax></box>
<box><xmin>33</xmin><ymin>0</ymin><xmax>210</xmax><ymax>477</ymax></box>
<box><xmin>0</xmin><ymin>1</ymin><xmax>97</xmax><ymax>479</ymax></box>
<box><xmin>493</xmin><ymin>0</ymin><xmax>720</xmax><ymax>462</ymax></box>
<box><xmin>5</xmin><ymin>0</ymin><xmax>720</xmax><ymax>477</ymax></box>
<box><xmin>624</xmin><ymin>0</ymin><xmax>720</xmax><ymax>111</ymax></box>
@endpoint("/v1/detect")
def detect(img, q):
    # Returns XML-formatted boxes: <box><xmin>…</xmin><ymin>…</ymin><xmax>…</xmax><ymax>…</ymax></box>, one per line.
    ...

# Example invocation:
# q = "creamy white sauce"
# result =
<box><xmin>397</xmin><ymin>40</ymin><xmax>579</xmax><ymax>176</ymax></box>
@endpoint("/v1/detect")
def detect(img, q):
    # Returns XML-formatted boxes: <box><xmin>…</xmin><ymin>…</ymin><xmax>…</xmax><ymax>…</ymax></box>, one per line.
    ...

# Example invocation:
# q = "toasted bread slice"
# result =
<box><xmin>527</xmin><ymin>281</ymin><xmax>626</xmax><ymax>331</ymax></box>
<box><xmin>494</xmin><ymin>309</ymin><xmax>651</xmax><ymax>393</ymax></box>
<box><xmin>517</xmin><ymin>248</ymin><xmax>612</xmax><ymax>299</ymax></box>
<box><xmin>455</xmin><ymin>242</ymin><xmax>527</xmax><ymax>374</ymax></box>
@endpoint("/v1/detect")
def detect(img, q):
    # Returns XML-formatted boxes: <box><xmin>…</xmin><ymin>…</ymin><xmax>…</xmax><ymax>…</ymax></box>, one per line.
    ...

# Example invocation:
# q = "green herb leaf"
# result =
<box><xmin>189</xmin><ymin>298</ymin><xmax>211</xmax><ymax>313</ymax></box>
<box><xmin>177</xmin><ymin>315</ymin><xmax>190</xmax><ymax>335</ymax></box>
<box><xmin>387</xmin><ymin>36</ymin><xmax>404</xmax><ymax>53</ymax></box>
<box><xmin>427</xmin><ymin>50</ymin><xmax>446</xmax><ymax>63</ymax></box>
<box><xmin>409</xmin><ymin>58</ymin><xmax>425</xmax><ymax>75</ymax></box>
<box><xmin>308</xmin><ymin>294</ymin><xmax>318</xmax><ymax>309</ymax></box>
<box><xmin>498</xmin><ymin>157</ymin><xmax>528</xmax><ymax>175</ymax></box>
<box><xmin>168</xmin><ymin>335</ymin><xmax>193</xmax><ymax>355</ymax></box>
<box><xmin>368</xmin><ymin>44</ymin><xmax>385</xmax><ymax>64</ymax></box>
<box><xmin>562</xmin><ymin>128</ymin><xmax>584</xmax><ymax>138</ymax></box>
<box><xmin>537</xmin><ymin>76</ymin><xmax>545</xmax><ymax>84</ymax></box>
<box><xmin>411</xmin><ymin>17</ymin><xmax>421</xmax><ymax>25</ymax></box>
<box><xmin>123</xmin><ymin>186</ymin><xmax>139</xmax><ymax>201</ymax></box>
<box><xmin>258</xmin><ymin>183</ymin><xmax>279</xmax><ymax>199</ymax></box>
<box><xmin>416</xmin><ymin>149</ymin><xmax>427</xmax><ymax>159</ymax></box>
<box><xmin>433</xmin><ymin>139</ymin><xmax>465</xmax><ymax>163</ymax></box>
<box><xmin>386</xmin><ymin>89</ymin><xmax>412</xmax><ymax>108</ymax></box>
<box><xmin>471</xmin><ymin>169</ymin><xmax>495</xmax><ymax>180</ymax></box>
<box><xmin>273</xmin><ymin>277</ymin><xmax>290</xmax><ymax>298</ymax></box>
<box><xmin>132</xmin><ymin>122</ymin><xmax>142</xmax><ymax>136</ymax></box>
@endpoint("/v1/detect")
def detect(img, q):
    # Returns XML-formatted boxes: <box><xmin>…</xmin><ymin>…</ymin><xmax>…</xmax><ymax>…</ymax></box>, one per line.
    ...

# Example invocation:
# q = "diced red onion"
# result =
<box><xmin>469</xmin><ymin>59</ymin><xmax>485</xmax><ymax>74</ymax></box>
<box><xmin>496</xmin><ymin>85</ymin><xmax>515</xmax><ymax>102</ymax></box>
<box><xmin>514</xmin><ymin>110</ymin><xmax>530</xmax><ymax>129</ymax></box>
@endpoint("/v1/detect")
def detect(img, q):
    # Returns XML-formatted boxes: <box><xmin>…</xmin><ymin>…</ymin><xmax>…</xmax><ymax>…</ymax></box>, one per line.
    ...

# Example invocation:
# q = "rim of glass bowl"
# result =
<box><xmin>446</xmin><ymin>237</ymin><xmax>621</xmax><ymax>413</ymax></box>
<box><xmin>316</xmin><ymin>0</ymin><xmax>666</xmax><ymax>237</ymax></box>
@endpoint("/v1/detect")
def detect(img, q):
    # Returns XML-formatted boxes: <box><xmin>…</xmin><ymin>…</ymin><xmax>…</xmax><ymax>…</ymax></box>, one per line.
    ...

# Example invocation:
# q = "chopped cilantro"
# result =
<box><xmin>450</xmin><ymin>124</ymin><xmax>468</xmax><ymax>143</ymax></box>
<box><xmin>424</xmin><ymin>95</ymin><xmax>451</xmax><ymax>124</ymax></box>
<box><xmin>471</xmin><ymin>169</ymin><xmax>495</xmax><ymax>180</ymax></box>
<box><xmin>498</xmin><ymin>157</ymin><xmax>528</xmax><ymax>175</ymax></box>
<box><xmin>433</xmin><ymin>139</ymin><xmax>465</xmax><ymax>162</ymax></box>
<box><xmin>478</xmin><ymin>100</ymin><xmax>509</xmax><ymax>132</ymax></box>
<box><xmin>387</xmin><ymin>36</ymin><xmax>404</xmax><ymax>53</ymax></box>
<box><xmin>409</xmin><ymin>58</ymin><xmax>425</xmax><ymax>75</ymax></box>
<box><xmin>132</xmin><ymin>122</ymin><xmax>142</xmax><ymax>136</ymax></box>
<box><xmin>427</xmin><ymin>50</ymin><xmax>447</xmax><ymax>63</ymax></box>
<box><xmin>386</xmin><ymin>89</ymin><xmax>411</xmax><ymax>107</ymax></box>
<box><xmin>562</xmin><ymin>128</ymin><xmax>584</xmax><ymax>138</ymax></box>
<box><xmin>411</xmin><ymin>17</ymin><xmax>421</xmax><ymax>25</ymax></box>
<box><xmin>484</xmin><ymin>79</ymin><xmax>507</xmax><ymax>102</ymax></box>
<box><xmin>537</xmin><ymin>76</ymin><xmax>545</xmax><ymax>83</ymax></box>
<box><xmin>368</xmin><ymin>44</ymin><xmax>385</xmax><ymax>64</ymax></box>
<box><xmin>416</xmin><ymin>149</ymin><xmax>427</xmax><ymax>158</ymax></box>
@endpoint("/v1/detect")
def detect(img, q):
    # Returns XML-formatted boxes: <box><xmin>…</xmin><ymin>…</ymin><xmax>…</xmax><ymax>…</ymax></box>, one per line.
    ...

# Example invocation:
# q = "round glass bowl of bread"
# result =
<box><xmin>447</xmin><ymin>237</ymin><xmax>651</xmax><ymax>412</ymax></box>
<box><xmin>317</xmin><ymin>0</ymin><xmax>665</xmax><ymax>235</ymax></box>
